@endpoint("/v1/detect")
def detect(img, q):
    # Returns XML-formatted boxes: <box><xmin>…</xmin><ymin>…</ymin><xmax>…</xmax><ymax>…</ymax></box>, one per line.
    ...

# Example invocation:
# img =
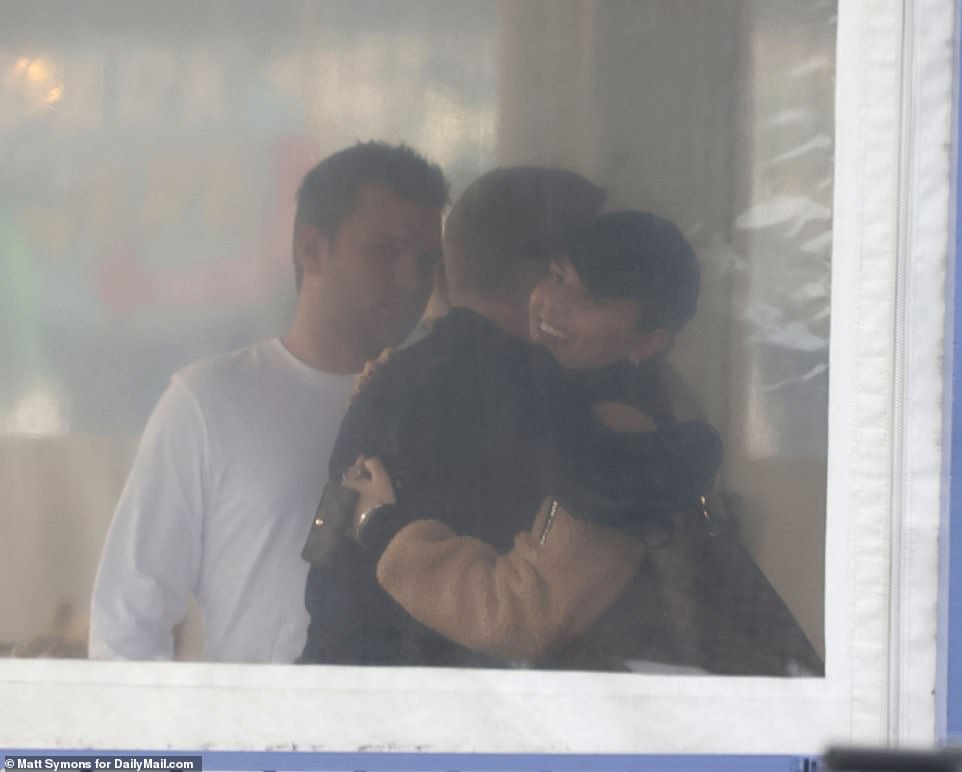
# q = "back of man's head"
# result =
<box><xmin>293</xmin><ymin>141</ymin><xmax>449</xmax><ymax>289</ymax></box>
<box><xmin>443</xmin><ymin>167</ymin><xmax>606</xmax><ymax>311</ymax></box>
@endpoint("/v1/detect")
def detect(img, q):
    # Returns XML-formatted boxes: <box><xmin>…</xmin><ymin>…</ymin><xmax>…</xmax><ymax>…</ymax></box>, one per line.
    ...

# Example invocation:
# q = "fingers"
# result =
<box><xmin>362</xmin><ymin>457</ymin><xmax>389</xmax><ymax>481</ymax></box>
<box><xmin>341</xmin><ymin>475</ymin><xmax>367</xmax><ymax>492</ymax></box>
<box><xmin>341</xmin><ymin>456</ymin><xmax>385</xmax><ymax>491</ymax></box>
<box><xmin>361</xmin><ymin>457</ymin><xmax>396</xmax><ymax>504</ymax></box>
<box><xmin>341</xmin><ymin>456</ymin><xmax>397</xmax><ymax>505</ymax></box>
<box><xmin>342</xmin><ymin>455</ymin><xmax>369</xmax><ymax>480</ymax></box>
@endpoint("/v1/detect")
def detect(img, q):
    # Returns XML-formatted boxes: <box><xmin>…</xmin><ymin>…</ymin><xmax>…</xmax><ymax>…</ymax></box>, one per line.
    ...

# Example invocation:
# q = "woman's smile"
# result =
<box><xmin>534</xmin><ymin>315</ymin><xmax>572</xmax><ymax>343</ymax></box>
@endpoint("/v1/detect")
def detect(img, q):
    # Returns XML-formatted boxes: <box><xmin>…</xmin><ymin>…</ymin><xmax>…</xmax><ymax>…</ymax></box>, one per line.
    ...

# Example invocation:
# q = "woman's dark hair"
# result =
<box><xmin>564</xmin><ymin>210</ymin><xmax>700</xmax><ymax>332</ymax></box>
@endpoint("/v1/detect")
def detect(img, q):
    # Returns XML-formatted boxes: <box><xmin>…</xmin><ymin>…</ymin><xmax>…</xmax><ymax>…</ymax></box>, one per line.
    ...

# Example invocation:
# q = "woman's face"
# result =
<box><xmin>529</xmin><ymin>258</ymin><xmax>669</xmax><ymax>371</ymax></box>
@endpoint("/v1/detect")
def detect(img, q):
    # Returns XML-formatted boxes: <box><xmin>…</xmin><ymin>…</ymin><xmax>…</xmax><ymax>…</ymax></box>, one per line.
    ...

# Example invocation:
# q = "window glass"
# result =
<box><xmin>0</xmin><ymin>0</ymin><xmax>834</xmax><ymax>675</ymax></box>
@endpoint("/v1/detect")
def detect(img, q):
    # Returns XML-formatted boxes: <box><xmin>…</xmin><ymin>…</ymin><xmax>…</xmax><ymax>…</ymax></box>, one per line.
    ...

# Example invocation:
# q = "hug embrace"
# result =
<box><xmin>300</xmin><ymin>167</ymin><xmax>821</xmax><ymax>676</ymax></box>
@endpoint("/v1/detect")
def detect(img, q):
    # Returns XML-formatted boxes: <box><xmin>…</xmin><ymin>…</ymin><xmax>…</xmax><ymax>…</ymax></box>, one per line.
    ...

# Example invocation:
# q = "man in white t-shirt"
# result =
<box><xmin>89</xmin><ymin>142</ymin><xmax>447</xmax><ymax>662</ymax></box>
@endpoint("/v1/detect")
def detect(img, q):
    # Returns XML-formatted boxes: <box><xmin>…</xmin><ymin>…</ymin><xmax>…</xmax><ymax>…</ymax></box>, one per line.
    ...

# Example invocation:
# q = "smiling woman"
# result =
<box><xmin>530</xmin><ymin>259</ymin><xmax>672</xmax><ymax>372</ymax></box>
<box><xmin>529</xmin><ymin>211</ymin><xmax>698</xmax><ymax>372</ymax></box>
<box><xmin>3</xmin><ymin>0</ymin><xmax>951</xmax><ymax>763</ymax></box>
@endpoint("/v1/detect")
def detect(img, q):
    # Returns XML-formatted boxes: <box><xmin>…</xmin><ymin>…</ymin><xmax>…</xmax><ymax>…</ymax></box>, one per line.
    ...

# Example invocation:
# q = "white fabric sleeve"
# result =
<box><xmin>88</xmin><ymin>376</ymin><xmax>207</xmax><ymax>660</ymax></box>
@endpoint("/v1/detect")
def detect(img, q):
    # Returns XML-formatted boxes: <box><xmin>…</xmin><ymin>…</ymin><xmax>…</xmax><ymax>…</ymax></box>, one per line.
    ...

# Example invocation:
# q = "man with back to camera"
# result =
<box><xmin>301</xmin><ymin>166</ymin><xmax>822</xmax><ymax>675</ymax></box>
<box><xmin>299</xmin><ymin>166</ymin><xmax>609</xmax><ymax>666</ymax></box>
<box><xmin>89</xmin><ymin>141</ymin><xmax>448</xmax><ymax>663</ymax></box>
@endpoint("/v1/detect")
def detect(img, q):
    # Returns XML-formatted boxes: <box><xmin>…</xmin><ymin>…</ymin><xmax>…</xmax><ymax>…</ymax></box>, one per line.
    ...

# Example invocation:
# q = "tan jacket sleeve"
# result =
<box><xmin>376</xmin><ymin>499</ymin><xmax>646</xmax><ymax>663</ymax></box>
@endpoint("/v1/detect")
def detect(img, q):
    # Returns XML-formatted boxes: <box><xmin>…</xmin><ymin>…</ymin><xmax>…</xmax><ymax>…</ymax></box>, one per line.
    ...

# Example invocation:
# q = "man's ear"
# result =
<box><xmin>293</xmin><ymin>223</ymin><xmax>331</xmax><ymax>279</ymax></box>
<box><xmin>629</xmin><ymin>328</ymin><xmax>672</xmax><ymax>365</ymax></box>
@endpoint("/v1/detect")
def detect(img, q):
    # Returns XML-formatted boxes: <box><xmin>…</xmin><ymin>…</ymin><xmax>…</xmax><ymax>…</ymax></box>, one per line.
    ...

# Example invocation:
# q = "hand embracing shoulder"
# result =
<box><xmin>350</xmin><ymin>347</ymin><xmax>396</xmax><ymax>405</ymax></box>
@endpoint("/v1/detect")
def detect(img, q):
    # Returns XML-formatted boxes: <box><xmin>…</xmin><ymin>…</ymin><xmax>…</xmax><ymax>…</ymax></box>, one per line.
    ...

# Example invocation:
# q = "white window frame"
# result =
<box><xmin>0</xmin><ymin>0</ymin><xmax>954</xmax><ymax>756</ymax></box>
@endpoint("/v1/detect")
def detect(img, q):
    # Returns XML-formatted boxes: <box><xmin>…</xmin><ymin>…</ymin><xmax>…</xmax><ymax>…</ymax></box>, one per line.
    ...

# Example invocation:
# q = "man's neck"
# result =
<box><xmin>421</xmin><ymin>285</ymin><xmax>450</xmax><ymax>329</ymax></box>
<box><xmin>282</xmin><ymin>311</ymin><xmax>367</xmax><ymax>375</ymax></box>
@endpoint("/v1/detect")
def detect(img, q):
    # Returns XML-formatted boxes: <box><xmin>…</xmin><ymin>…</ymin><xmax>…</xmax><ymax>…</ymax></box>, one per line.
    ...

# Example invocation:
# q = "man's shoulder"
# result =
<box><xmin>350</xmin><ymin>312</ymin><xmax>469</xmax><ymax>395</ymax></box>
<box><xmin>336</xmin><ymin>310</ymin><xmax>501</xmax><ymax>434</ymax></box>
<box><xmin>374</xmin><ymin>308</ymin><xmax>528</xmax><ymax>385</ymax></box>
<box><xmin>174</xmin><ymin>339</ymin><xmax>279</xmax><ymax>398</ymax></box>
<box><xmin>346</xmin><ymin>308</ymin><xmax>544</xmax><ymax>434</ymax></box>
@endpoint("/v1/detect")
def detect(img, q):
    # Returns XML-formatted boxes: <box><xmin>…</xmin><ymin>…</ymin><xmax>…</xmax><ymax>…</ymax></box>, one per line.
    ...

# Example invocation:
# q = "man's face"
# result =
<box><xmin>316</xmin><ymin>184</ymin><xmax>442</xmax><ymax>359</ymax></box>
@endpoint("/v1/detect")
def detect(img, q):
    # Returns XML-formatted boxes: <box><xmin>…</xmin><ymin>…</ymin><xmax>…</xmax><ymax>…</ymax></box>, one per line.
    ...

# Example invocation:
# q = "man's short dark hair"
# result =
<box><xmin>565</xmin><ymin>211</ymin><xmax>700</xmax><ymax>332</ymax></box>
<box><xmin>293</xmin><ymin>141</ymin><xmax>449</xmax><ymax>289</ymax></box>
<box><xmin>443</xmin><ymin>166</ymin><xmax>606</xmax><ymax>301</ymax></box>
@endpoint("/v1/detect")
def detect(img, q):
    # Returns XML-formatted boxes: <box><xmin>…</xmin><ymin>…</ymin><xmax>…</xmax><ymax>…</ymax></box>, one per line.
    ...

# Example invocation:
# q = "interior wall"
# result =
<box><xmin>725</xmin><ymin>0</ymin><xmax>833</xmax><ymax>656</ymax></box>
<box><xmin>0</xmin><ymin>436</ymin><xmax>135</xmax><ymax>646</ymax></box>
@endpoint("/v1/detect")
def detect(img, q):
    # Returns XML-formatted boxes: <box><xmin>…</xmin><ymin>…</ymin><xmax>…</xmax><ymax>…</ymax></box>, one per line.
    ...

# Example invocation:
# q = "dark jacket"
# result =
<box><xmin>300</xmin><ymin>308</ymin><xmax>725</xmax><ymax>668</ymax></box>
<box><xmin>301</xmin><ymin>309</ymin><xmax>553</xmax><ymax>666</ymax></box>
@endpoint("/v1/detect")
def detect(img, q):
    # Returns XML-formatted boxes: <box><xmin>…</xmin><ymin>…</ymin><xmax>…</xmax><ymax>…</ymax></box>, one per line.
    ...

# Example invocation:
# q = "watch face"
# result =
<box><xmin>355</xmin><ymin>504</ymin><xmax>377</xmax><ymax>547</ymax></box>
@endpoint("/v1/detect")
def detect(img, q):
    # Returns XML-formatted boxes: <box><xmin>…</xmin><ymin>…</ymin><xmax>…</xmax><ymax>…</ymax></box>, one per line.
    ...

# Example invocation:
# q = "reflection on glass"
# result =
<box><xmin>3</xmin><ymin>385</ymin><xmax>68</xmax><ymax>436</ymax></box>
<box><xmin>0</xmin><ymin>0</ymin><xmax>833</xmax><ymax>673</ymax></box>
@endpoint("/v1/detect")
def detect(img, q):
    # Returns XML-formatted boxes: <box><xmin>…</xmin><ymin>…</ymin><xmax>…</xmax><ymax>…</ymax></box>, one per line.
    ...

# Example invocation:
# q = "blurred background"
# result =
<box><xmin>0</xmin><ymin>0</ymin><xmax>834</xmax><ymax>661</ymax></box>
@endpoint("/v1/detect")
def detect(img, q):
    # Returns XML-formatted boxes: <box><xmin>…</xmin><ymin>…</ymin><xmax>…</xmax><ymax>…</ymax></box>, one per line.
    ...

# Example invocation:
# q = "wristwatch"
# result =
<box><xmin>354</xmin><ymin>503</ymin><xmax>398</xmax><ymax>551</ymax></box>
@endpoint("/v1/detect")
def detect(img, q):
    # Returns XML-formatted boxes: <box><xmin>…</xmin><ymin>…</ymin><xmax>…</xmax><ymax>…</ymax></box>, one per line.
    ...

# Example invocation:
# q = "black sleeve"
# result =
<box><xmin>546</xmin><ymin>419</ymin><xmax>724</xmax><ymax>530</ymax></box>
<box><xmin>326</xmin><ymin>343</ymin><xmax>429</xmax><ymax>480</ymax></box>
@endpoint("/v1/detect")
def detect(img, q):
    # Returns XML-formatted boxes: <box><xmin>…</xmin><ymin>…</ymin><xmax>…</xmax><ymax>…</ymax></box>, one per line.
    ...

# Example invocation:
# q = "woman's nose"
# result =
<box><xmin>541</xmin><ymin>285</ymin><xmax>568</xmax><ymax>316</ymax></box>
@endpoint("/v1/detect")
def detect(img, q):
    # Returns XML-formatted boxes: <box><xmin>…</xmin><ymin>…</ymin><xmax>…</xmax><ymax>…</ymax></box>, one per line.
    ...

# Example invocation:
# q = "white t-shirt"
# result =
<box><xmin>89</xmin><ymin>339</ymin><xmax>355</xmax><ymax>662</ymax></box>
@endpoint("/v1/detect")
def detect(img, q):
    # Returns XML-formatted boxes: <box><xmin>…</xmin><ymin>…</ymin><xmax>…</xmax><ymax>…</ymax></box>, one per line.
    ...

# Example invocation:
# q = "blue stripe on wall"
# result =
<box><xmin>939</xmin><ymin>0</ymin><xmax>962</xmax><ymax>742</ymax></box>
<box><xmin>0</xmin><ymin>750</ymin><xmax>820</xmax><ymax>772</ymax></box>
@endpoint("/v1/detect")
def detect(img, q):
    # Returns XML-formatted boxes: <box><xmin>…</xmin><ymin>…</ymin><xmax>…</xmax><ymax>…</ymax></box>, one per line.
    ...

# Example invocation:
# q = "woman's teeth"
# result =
<box><xmin>539</xmin><ymin>319</ymin><xmax>569</xmax><ymax>342</ymax></box>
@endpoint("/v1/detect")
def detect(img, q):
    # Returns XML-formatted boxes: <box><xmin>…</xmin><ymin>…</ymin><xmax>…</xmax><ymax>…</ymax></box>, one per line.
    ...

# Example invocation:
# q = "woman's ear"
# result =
<box><xmin>629</xmin><ymin>328</ymin><xmax>672</xmax><ymax>365</ymax></box>
<box><xmin>293</xmin><ymin>222</ymin><xmax>331</xmax><ymax>279</ymax></box>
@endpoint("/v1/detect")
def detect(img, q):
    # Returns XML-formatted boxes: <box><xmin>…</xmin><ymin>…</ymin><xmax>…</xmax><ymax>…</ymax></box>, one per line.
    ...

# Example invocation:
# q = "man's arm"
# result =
<box><xmin>375</xmin><ymin>499</ymin><xmax>646</xmax><ymax>663</ymax></box>
<box><xmin>88</xmin><ymin>376</ymin><xmax>206</xmax><ymax>660</ymax></box>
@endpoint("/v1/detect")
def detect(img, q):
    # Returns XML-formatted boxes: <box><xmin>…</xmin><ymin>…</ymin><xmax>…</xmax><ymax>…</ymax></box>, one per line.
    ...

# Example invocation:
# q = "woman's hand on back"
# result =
<box><xmin>341</xmin><ymin>456</ymin><xmax>398</xmax><ymax>542</ymax></box>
